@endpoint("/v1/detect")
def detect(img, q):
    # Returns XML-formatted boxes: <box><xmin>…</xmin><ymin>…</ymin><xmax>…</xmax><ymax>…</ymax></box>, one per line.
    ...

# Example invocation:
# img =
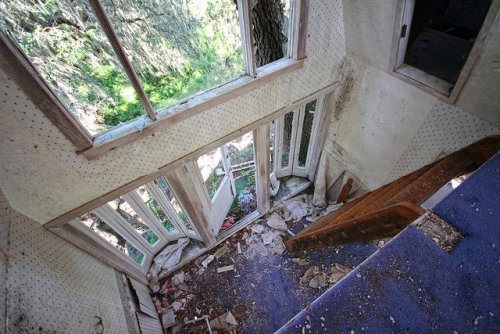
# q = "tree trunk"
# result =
<box><xmin>251</xmin><ymin>0</ymin><xmax>287</xmax><ymax>67</ymax></box>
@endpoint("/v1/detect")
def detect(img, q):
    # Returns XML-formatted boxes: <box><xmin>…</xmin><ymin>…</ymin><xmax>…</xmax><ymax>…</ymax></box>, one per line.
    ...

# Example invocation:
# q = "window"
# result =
<box><xmin>0</xmin><ymin>0</ymin><xmax>307</xmax><ymax>155</ymax></box>
<box><xmin>394</xmin><ymin>0</ymin><xmax>493</xmax><ymax>98</ymax></box>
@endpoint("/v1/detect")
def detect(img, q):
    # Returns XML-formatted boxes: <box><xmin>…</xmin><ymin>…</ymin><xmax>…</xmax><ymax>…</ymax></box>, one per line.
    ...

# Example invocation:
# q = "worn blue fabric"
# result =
<box><xmin>276</xmin><ymin>154</ymin><xmax>500</xmax><ymax>334</ymax></box>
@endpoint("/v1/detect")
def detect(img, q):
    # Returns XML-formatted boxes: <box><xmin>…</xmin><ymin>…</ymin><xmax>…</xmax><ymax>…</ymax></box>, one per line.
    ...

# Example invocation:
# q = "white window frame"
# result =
<box><xmin>392</xmin><ymin>0</ymin><xmax>499</xmax><ymax>102</ymax></box>
<box><xmin>0</xmin><ymin>0</ymin><xmax>309</xmax><ymax>159</ymax></box>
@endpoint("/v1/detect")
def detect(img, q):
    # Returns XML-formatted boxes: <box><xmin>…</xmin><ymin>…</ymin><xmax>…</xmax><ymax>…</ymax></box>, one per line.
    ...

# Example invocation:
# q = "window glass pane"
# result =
<box><xmin>197</xmin><ymin>148</ymin><xmax>226</xmax><ymax>200</ymax></box>
<box><xmin>226</xmin><ymin>132</ymin><xmax>257</xmax><ymax>221</ymax></box>
<box><xmin>255</xmin><ymin>0</ymin><xmax>291</xmax><ymax>67</ymax></box>
<box><xmin>298</xmin><ymin>100</ymin><xmax>316</xmax><ymax>167</ymax></box>
<box><xmin>155</xmin><ymin>177</ymin><xmax>196</xmax><ymax>233</ymax></box>
<box><xmin>281</xmin><ymin>111</ymin><xmax>294</xmax><ymax>168</ymax></box>
<box><xmin>135</xmin><ymin>186</ymin><xmax>178</xmax><ymax>234</ymax></box>
<box><xmin>0</xmin><ymin>0</ymin><xmax>145</xmax><ymax>136</ymax></box>
<box><xmin>78</xmin><ymin>212</ymin><xmax>145</xmax><ymax>265</ymax></box>
<box><xmin>100</xmin><ymin>0</ymin><xmax>245</xmax><ymax>112</ymax></box>
<box><xmin>108</xmin><ymin>197</ymin><xmax>159</xmax><ymax>245</ymax></box>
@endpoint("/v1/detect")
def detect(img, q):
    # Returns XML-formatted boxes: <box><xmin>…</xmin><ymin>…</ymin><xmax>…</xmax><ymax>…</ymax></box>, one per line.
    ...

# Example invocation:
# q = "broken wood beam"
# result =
<box><xmin>285</xmin><ymin>203</ymin><xmax>425</xmax><ymax>253</ymax></box>
<box><xmin>286</xmin><ymin>136</ymin><xmax>499</xmax><ymax>253</ymax></box>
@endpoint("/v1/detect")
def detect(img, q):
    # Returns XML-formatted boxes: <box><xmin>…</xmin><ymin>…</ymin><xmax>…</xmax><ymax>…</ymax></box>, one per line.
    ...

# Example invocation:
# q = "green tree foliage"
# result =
<box><xmin>0</xmin><ymin>0</ymin><xmax>244</xmax><ymax>134</ymax></box>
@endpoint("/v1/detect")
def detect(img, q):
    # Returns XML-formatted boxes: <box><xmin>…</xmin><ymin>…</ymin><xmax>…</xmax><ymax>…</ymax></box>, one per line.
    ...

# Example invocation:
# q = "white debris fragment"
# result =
<box><xmin>172</xmin><ymin>272</ymin><xmax>185</xmax><ymax>285</ymax></box>
<box><xmin>148</xmin><ymin>238</ymin><xmax>190</xmax><ymax>279</ymax></box>
<box><xmin>217</xmin><ymin>265</ymin><xmax>235</xmax><ymax>273</ymax></box>
<box><xmin>390</xmin><ymin>316</ymin><xmax>395</xmax><ymax>323</ymax></box>
<box><xmin>292</xmin><ymin>258</ymin><xmax>310</xmax><ymax>266</ymax></box>
<box><xmin>237</xmin><ymin>242</ymin><xmax>242</xmax><ymax>254</ymax></box>
<box><xmin>252</xmin><ymin>224</ymin><xmax>265</xmax><ymax>234</ymax></box>
<box><xmin>266</xmin><ymin>212</ymin><xmax>288</xmax><ymax>231</ymax></box>
<box><xmin>202</xmin><ymin>255</ymin><xmax>215</xmax><ymax>268</ymax></box>
<box><xmin>172</xmin><ymin>301</ymin><xmax>183</xmax><ymax>311</ymax></box>
<box><xmin>270</xmin><ymin>173</ymin><xmax>280</xmax><ymax>196</ymax></box>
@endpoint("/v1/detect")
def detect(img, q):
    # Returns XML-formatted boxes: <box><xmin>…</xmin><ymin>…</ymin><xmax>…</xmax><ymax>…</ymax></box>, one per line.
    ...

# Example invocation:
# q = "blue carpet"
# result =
<box><xmin>276</xmin><ymin>154</ymin><xmax>500</xmax><ymax>333</ymax></box>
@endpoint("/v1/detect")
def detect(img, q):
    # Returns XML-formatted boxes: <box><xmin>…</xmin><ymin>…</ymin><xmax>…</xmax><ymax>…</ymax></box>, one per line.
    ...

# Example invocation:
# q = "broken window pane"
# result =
<box><xmin>135</xmin><ymin>186</ymin><xmax>177</xmax><ymax>234</ymax></box>
<box><xmin>108</xmin><ymin>197</ymin><xmax>159</xmax><ymax>245</ymax></box>
<box><xmin>100</xmin><ymin>0</ymin><xmax>245</xmax><ymax>112</ymax></box>
<box><xmin>254</xmin><ymin>0</ymin><xmax>291</xmax><ymax>67</ymax></box>
<box><xmin>78</xmin><ymin>212</ymin><xmax>145</xmax><ymax>265</ymax></box>
<box><xmin>281</xmin><ymin>111</ymin><xmax>294</xmax><ymax>168</ymax></box>
<box><xmin>197</xmin><ymin>148</ymin><xmax>227</xmax><ymax>200</ymax></box>
<box><xmin>155</xmin><ymin>177</ymin><xmax>196</xmax><ymax>233</ymax></box>
<box><xmin>298</xmin><ymin>100</ymin><xmax>316</xmax><ymax>167</ymax></box>
<box><xmin>0</xmin><ymin>0</ymin><xmax>145</xmax><ymax>136</ymax></box>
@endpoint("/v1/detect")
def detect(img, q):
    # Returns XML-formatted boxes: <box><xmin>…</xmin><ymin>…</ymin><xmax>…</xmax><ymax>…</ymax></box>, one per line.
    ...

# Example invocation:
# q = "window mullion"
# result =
<box><xmin>238</xmin><ymin>0</ymin><xmax>257</xmax><ymax>78</ymax></box>
<box><xmin>89</xmin><ymin>0</ymin><xmax>157</xmax><ymax>121</ymax></box>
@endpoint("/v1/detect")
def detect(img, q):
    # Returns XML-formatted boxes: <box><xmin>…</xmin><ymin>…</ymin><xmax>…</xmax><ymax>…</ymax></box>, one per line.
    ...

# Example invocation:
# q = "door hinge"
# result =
<box><xmin>400</xmin><ymin>24</ymin><xmax>408</xmax><ymax>38</ymax></box>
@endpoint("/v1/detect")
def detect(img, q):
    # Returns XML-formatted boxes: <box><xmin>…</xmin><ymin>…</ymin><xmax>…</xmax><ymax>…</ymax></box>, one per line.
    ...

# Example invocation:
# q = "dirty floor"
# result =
<box><xmin>154</xmin><ymin>212</ymin><xmax>381</xmax><ymax>333</ymax></box>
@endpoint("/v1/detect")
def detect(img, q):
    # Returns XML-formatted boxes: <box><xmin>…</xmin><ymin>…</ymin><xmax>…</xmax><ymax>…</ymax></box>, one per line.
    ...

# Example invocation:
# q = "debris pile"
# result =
<box><xmin>299</xmin><ymin>262</ymin><xmax>352</xmax><ymax>289</ymax></box>
<box><xmin>147</xmin><ymin>238</ymin><xmax>190</xmax><ymax>288</ymax></box>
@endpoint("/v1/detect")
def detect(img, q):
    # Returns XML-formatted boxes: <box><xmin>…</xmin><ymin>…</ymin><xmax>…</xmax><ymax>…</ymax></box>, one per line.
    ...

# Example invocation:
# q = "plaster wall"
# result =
<box><xmin>0</xmin><ymin>0</ymin><xmax>346</xmax><ymax>224</ymax></box>
<box><xmin>342</xmin><ymin>0</ymin><xmax>500</xmax><ymax>125</ymax></box>
<box><xmin>0</xmin><ymin>190</ymin><xmax>130</xmax><ymax>334</ymax></box>
<box><xmin>326</xmin><ymin>0</ymin><xmax>500</xmax><ymax>189</ymax></box>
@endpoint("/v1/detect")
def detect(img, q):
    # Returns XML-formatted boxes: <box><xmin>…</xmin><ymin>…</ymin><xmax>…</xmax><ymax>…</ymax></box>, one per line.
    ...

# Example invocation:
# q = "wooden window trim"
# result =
<box><xmin>0</xmin><ymin>0</ymin><xmax>309</xmax><ymax>158</ymax></box>
<box><xmin>0</xmin><ymin>32</ymin><xmax>94</xmax><ymax>151</ymax></box>
<box><xmin>44</xmin><ymin>82</ymin><xmax>338</xmax><ymax>230</ymax></box>
<box><xmin>390</xmin><ymin>0</ymin><xmax>499</xmax><ymax>103</ymax></box>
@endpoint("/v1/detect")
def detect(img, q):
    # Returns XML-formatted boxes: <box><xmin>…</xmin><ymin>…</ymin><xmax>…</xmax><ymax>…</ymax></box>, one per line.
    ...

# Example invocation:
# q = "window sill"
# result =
<box><xmin>393</xmin><ymin>64</ymin><xmax>454</xmax><ymax>101</ymax></box>
<box><xmin>82</xmin><ymin>58</ymin><xmax>305</xmax><ymax>160</ymax></box>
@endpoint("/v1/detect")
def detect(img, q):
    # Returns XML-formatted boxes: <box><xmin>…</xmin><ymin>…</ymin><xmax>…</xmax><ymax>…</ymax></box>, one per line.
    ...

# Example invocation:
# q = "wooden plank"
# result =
<box><xmin>82</xmin><ymin>58</ymin><xmax>305</xmax><ymax>159</ymax></box>
<box><xmin>0</xmin><ymin>32</ymin><xmax>93</xmax><ymax>151</ymax></box>
<box><xmin>88</xmin><ymin>0</ymin><xmax>156</xmax><ymax>121</ymax></box>
<box><xmin>291</xmin><ymin>0</ymin><xmax>309</xmax><ymax>60</ymax></box>
<box><xmin>253</xmin><ymin>124</ymin><xmax>271</xmax><ymax>214</ymax></box>
<box><xmin>45</xmin><ymin>82</ymin><xmax>338</xmax><ymax>229</ymax></box>
<box><xmin>307</xmin><ymin>93</ymin><xmax>332</xmax><ymax>181</ymax></box>
<box><xmin>285</xmin><ymin>202</ymin><xmax>425</xmax><ymax>253</ymax></box>
<box><xmin>238</xmin><ymin>0</ymin><xmax>257</xmax><ymax>78</ymax></box>
<box><xmin>167</xmin><ymin>169</ymin><xmax>217</xmax><ymax>246</ymax></box>
<box><xmin>130</xmin><ymin>278</ymin><xmax>158</xmax><ymax>319</ymax></box>
<box><xmin>136</xmin><ymin>313</ymin><xmax>163</xmax><ymax>334</ymax></box>
<box><xmin>114</xmin><ymin>271</ymin><xmax>141</xmax><ymax>334</ymax></box>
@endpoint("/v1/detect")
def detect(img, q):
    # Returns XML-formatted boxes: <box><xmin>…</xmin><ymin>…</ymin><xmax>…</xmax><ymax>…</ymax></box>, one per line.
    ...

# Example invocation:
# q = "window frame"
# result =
<box><xmin>0</xmin><ymin>0</ymin><xmax>309</xmax><ymax>157</ymax></box>
<box><xmin>391</xmin><ymin>0</ymin><xmax>499</xmax><ymax>102</ymax></box>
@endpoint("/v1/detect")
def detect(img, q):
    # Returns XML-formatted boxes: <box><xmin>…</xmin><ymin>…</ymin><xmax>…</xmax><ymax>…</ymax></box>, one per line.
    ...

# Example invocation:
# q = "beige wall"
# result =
<box><xmin>0</xmin><ymin>190</ymin><xmax>130</xmax><ymax>333</ymax></box>
<box><xmin>325</xmin><ymin>0</ymin><xmax>500</xmax><ymax>189</ymax></box>
<box><xmin>0</xmin><ymin>0</ymin><xmax>346</xmax><ymax>224</ymax></box>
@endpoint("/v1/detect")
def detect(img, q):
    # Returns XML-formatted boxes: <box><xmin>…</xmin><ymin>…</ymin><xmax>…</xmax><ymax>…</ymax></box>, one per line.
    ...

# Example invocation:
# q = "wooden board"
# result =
<box><xmin>136</xmin><ymin>313</ymin><xmax>163</xmax><ymax>334</ymax></box>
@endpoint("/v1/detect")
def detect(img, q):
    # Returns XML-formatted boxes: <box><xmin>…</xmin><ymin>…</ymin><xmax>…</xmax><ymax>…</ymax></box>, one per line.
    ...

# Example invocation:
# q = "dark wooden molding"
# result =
<box><xmin>0</xmin><ymin>31</ymin><xmax>93</xmax><ymax>151</ymax></box>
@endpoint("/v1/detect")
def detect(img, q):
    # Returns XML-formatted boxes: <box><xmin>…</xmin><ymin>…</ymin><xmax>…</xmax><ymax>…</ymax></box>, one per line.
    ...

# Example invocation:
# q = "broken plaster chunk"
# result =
<box><xmin>266</xmin><ymin>212</ymin><xmax>288</xmax><ymax>231</ymax></box>
<box><xmin>270</xmin><ymin>235</ymin><xmax>285</xmax><ymax>255</ymax></box>
<box><xmin>210</xmin><ymin>311</ymin><xmax>238</xmax><ymax>330</ymax></box>
<box><xmin>162</xmin><ymin>309</ymin><xmax>176</xmax><ymax>328</ymax></box>
<box><xmin>172</xmin><ymin>301</ymin><xmax>183</xmax><ymax>311</ymax></box>
<box><xmin>292</xmin><ymin>258</ymin><xmax>310</xmax><ymax>266</ymax></box>
<box><xmin>286</xmin><ymin>201</ymin><xmax>309</xmax><ymax>221</ymax></box>
<box><xmin>217</xmin><ymin>265</ymin><xmax>235</xmax><ymax>273</ymax></box>
<box><xmin>251</xmin><ymin>224</ymin><xmax>264</xmax><ymax>234</ymax></box>
<box><xmin>202</xmin><ymin>255</ymin><xmax>215</xmax><ymax>268</ymax></box>
<box><xmin>262</xmin><ymin>231</ymin><xmax>277</xmax><ymax>245</ymax></box>
<box><xmin>214</xmin><ymin>244</ymin><xmax>230</xmax><ymax>259</ymax></box>
<box><xmin>172</xmin><ymin>272</ymin><xmax>185</xmax><ymax>285</ymax></box>
<box><xmin>237</xmin><ymin>242</ymin><xmax>242</xmax><ymax>254</ymax></box>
